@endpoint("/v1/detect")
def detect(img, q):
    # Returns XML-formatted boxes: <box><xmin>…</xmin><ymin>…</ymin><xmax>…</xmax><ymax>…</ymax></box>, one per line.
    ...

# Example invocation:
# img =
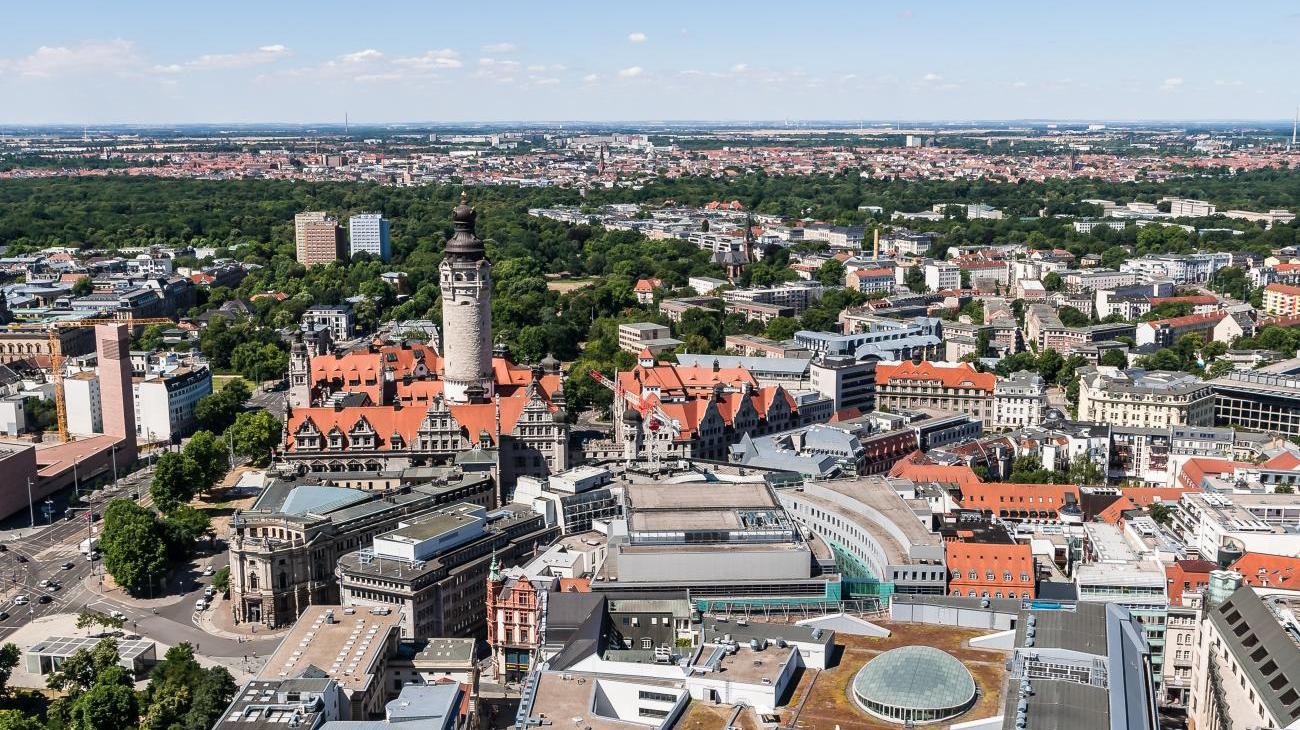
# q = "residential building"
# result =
<box><xmin>1120</xmin><ymin>252</ymin><xmax>1232</xmax><ymax>285</ymax></box>
<box><xmin>1264</xmin><ymin>282</ymin><xmax>1300</xmax><ymax>316</ymax></box>
<box><xmin>1077</xmin><ymin>366</ymin><xmax>1215</xmax><ymax>429</ymax></box>
<box><xmin>348</xmin><ymin>213</ymin><xmax>391</xmax><ymax>262</ymax></box>
<box><xmin>64</xmin><ymin>371</ymin><xmax>102</xmax><ymax>436</ymax></box>
<box><xmin>809</xmin><ymin>355</ymin><xmax>875</xmax><ymax>413</ymax></box>
<box><xmin>943</xmin><ymin>521</ymin><xmax>1036</xmax><ymax>600</ymax></box>
<box><xmin>874</xmin><ymin>361</ymin><xmax>996</xmax><ymax>428</ymax></box>
<box><xmin>846</xmin><ymin>267</ymin><xmax>896</xmax><ymax>295</ymax></box>
<box><xmin>296</xmin><ymin>212</ymin><xmax>347</xmax><ymax>268</ymax></box>
<box><xmin>924</xmin><ymin>261</ymin><xmax>960</xmax><ymax>292</ymax></box>
<box><xmin>993</xmin><ymin>370</ymin><xmax>1046</xmax><ymax>430</ymax></box>
<box><xmin>302</xmin><ymin>304</ymin><xmax>355</xmax><ymax>342</ymax></box>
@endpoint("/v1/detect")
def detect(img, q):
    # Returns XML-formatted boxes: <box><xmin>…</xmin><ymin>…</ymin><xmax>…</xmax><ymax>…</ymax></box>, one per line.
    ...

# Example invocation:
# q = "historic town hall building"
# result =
<box><xmin>283</xmin><ymin>196</ymin><xmax>571</xmax><ymax>488</ymax></box>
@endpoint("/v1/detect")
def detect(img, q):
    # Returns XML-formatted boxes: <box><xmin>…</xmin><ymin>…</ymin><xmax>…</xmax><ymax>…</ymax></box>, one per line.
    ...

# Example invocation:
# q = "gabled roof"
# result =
<box><xmin>876</xmin><ymin>361</ymin><xmax>995</xmax><ymax>392</ymax></box>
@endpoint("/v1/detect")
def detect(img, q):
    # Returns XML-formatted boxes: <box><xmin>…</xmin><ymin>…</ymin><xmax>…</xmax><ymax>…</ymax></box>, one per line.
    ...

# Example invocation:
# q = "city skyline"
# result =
<box><xmin>2</xmin><ymin>0</ymin><xmax>1298</xmax><ymax>124</ymax></box>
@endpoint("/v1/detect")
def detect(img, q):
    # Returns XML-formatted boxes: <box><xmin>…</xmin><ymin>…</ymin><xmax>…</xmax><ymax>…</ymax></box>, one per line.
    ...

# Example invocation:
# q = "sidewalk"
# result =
<box><xmin>80</xmin><ymin>569</ymin><xmax>188</xmax><ymax>610</ymax></box>
<box><xmin>199</xmin><ymin>592</ymin><xmax>291</xmax><ymax>642</ymax></box>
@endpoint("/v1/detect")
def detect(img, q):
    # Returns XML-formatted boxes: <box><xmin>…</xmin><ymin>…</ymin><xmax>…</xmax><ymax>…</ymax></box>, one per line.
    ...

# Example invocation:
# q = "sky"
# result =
<box><xmin>1</xmin><ymin>0</ymin><xmax>1297</xmax><ymax>124</ymax></box>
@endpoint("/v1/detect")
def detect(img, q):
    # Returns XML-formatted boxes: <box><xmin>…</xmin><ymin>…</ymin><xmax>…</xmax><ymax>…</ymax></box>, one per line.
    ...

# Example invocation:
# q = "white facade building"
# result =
<box><xmin>348</xmin><ymin>213</ymin><xmax>391</xmax><ymax>262</ymax></box>
<box><xmin>134</xmin><ymin>367</ymin><xmax>213</xmax><ymax>444</ymax></box>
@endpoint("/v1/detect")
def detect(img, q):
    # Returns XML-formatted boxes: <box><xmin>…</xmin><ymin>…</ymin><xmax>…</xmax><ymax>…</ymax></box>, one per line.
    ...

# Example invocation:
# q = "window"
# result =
<box><xmin>641</xmin><ymin>638</ymin><xmax>653</xmax><ymax>649</ymax></box>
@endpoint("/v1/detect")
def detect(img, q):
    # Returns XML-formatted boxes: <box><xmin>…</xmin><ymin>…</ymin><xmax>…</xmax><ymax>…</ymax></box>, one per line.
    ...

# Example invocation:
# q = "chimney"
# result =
<box><xmin>872</xmin><ymin>228</ymin><xmax>879</xmax><ymax>259</ymax></box>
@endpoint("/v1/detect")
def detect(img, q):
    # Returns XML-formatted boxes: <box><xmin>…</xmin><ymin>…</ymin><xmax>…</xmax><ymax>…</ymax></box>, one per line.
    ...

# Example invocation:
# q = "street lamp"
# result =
<box><xmin>25</xmin><ymin>478</ymin><xmax>34</xmax><ymax>530</ymax></box>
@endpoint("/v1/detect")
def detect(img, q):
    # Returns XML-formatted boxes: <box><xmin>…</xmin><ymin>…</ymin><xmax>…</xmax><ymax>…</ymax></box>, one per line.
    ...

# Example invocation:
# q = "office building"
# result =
<box><xmin>348</xmin><ymin>213</ymin><xmax>392</xmax><ymax>262</ymax></box>
<box><xmin>875</xmin><ymin>361</ymin><xmax>996</xmax><ymax>427</ymax></box>
<box><xmin>134</xmin><ymin>366</ymin><xmax>212</xmax><ymax>443</ymax></box>
<box><xmin>993</xmin><ymin>370</ymin><xmax>1047</xmax><ymax>430</ymax></box>
<box><xmin>336</xmin><ymin>502</ymin><xmax>556</xmax><ymax>639</ymax></box>
<box><xmin>1210</xmin><ymin>369</ymin><xmax>1300</xmax><ymax>439</ymax></box>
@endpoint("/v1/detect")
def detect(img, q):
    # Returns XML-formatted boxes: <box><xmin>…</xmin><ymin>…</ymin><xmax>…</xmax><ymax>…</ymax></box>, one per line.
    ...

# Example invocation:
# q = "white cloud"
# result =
<box><xmin>628</xmin><ymin>32</ymin><xmax>647</xmax><ymax>43</ymax></box>
<box><xmin>341</xmin><ymin>49</ymin><xmax>383</xmax><ymax>64</ymax></box>
<box><xmin>731</xmin><ymin>63</ymin><xmax>749</xmax><ymax>73</ymax></box>
<box><xmin>4</xmin><ymin>39</ymin><xmax>143</xmax><ymax>77</ymax></box>
<box><xmin>922</xmin><ymin>72</ymin><xmax>942</xmax><ymax>82</ymax></box>
<box><xmin>394</xmin><ymin>48</ymin><xmax>462</xmax><ymax>70</ymax></box>
<box><xmin>618</xmin><ymin>66</ymin><xmax>643</xmax><ymax>77</ymax></box>
<box><xmin>1161</xmin><ymin>76</ymin><xmax>1184</xmax><ymax>91</ymax></box>
<box><xmin>532</xmin><ymin>77</ymin><xmax>560</xmax><ymax>86</ymax></box>
<box><xmin>582</xmin><ymin>73</ymin><xmax>599</xmax><ymax>83</ymax></box>
<box><xmin>1011</xmin><ymin>80</ymin><xmax>1028</xmax><ymax>88</ymax></box>
<box><xmin>186</xmin><ymin>44</ymin><xmax>290</xmax><ymax>70</ymax></box>
<box><xmin>481</xmin><ymin>42</ymin><xmax>516</xmax><ymax>54</ymax></box>
<box><xmin>1214</xmin><ymin>79</ymin><xmax>1243</xmax><ymax>87</ymax></box>
<box><xmin>527</xmin><ymin>64</ymin><xmax>547</xmax><ymax>72</ymax></box>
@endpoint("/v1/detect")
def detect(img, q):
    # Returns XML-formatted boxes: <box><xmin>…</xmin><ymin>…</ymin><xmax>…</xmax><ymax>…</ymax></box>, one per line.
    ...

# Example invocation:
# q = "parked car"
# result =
<box><xmin>202</xmin><ymin>566</ymin><xmax>215</xmax><ymax>577</ymax></box>
<box><xmin>195</xmin><ymin>599</ymin><xmax>207</xmax><ymax>612</ymax></box>
<box><xmin>37</xmin><ymin>595</ymin><xmax>51</xmax><ymax>604</ymax></box>
<box><xmin>109</xmin><ymin>610</ymin><xmax>126</xmax><ymax>620</ymax></box>
<box><xmin>0</xmin><ymin>612</ymin><xmax>9</xmax><ymax>621</ymax></box>
<box><xmin>37</xmin><ymin>579</ymin><xmax>49</xmax><ymax>588</ymax></box>
<box><xmin>13</xmin><ymin>596</ymin><xmax>27</xmax><ymax>606</ymax></box>
<box><xmin>61</xmin><ymin>562</ymin><xmax>74</xmax><ymax>570</ymax></box>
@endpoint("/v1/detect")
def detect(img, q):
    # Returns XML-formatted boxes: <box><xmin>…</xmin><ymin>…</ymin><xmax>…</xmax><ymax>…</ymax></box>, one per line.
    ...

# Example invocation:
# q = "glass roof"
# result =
<box><xmin>852</xmin><ymin>645</ymin><xmax>977</xmax><ymax>710</ymax></box>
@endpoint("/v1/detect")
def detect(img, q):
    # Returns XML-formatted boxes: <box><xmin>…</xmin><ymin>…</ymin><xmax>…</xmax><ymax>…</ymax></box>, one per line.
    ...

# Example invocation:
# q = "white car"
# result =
<box><xmin>37</xmin><ymin>579</ymin><xmax>49</xmax><ymax>588</ymax></box>
<box><xmin>202</xmin><ymin>566</ymin><xmax>215</xmax><ymax>577</ymax></box>
<box><xmin>109</xmin><ymin>610</ymin><xmax>126</xmax><ymax>620</ymax></box>
<box><xmin>194</xmin><ymin>599</ymin><xmax>207</xmax><ymax>612</ymax></box>
<box><xmin>13</xmin><ymin>596</ymin><xmax>28</xmax><ymax>606</ymax></box>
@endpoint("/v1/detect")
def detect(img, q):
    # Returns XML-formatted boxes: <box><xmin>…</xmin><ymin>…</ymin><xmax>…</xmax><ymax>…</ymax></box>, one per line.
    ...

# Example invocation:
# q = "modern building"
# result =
<box><xmin>1167</xmin><ymin>198</ymin><xmax>1216</xmax><ymax>217</ymax></box>
<box><xmin>1210</xmin><ymin>369</ymin><xmax>1300</xmax><ymax>439</ymax></box>
<box><xmin>1190</xmin><ymin>585</ymin><xmax>1300</xmax><ymax>730</ymax></box>
<box><xmin>616</xmin><ymin>322</ymin><xmax>677</xmax><ymax>355</ymax></box>
<box><xmin>1077</xmin><ymin>366</ymin><xmax>1215</xmax><ymax>428</ymax></box>
<box><xmin>64</xmin><ymin>371</ymin><xmax>102</xmax><ymax>436</ymax></box>
<box><xmin>924</xmin><ymin>261</ymin><xmax>961</xmax><ymax>292</ymax></box>
<box><xmin>134</xmin><ymin>366</ymin><xmax>212</xmax><ymax>443</ymax></box>
<box><xmin>349</xmin><ymin>213</ymin><xmax>392</xmax><ymax>262</ymax></box>
<box><xmin>852</xmin><ymin>646</ymin><xmax>976</xmax><ymax>724</ymax></box>
<box><xmin>295</xmin><ymin>212</ymin><xmax>347</xmax><ymax>268</ymax></box>
<box><xmin>808</xmin><ymin>355</ymin><xmax>875</xmax><ymax>413</ymax></box>
<box><xmin>215</xmin><ymin>678</ymin><xmax>343</xmax><ymax>730</ymax></box>
<box><xmin>256</xmin><ymin>605</ymin><xmax>402</xmax><ymax>720</ymax></box>
<box><xmin>336</xmin><ymin>502</ymin><xmax>556</xmax><ymax>639</ymax></box>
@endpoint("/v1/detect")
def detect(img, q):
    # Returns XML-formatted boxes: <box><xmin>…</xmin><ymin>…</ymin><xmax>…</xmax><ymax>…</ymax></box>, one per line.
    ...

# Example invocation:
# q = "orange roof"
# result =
<box><xmin>1177</xmin><ymin>457</ymin><xmax>1249</xmax><ymax>489</ymax></box>
<box><xmin>1118</xmin><ymin>486</ymin><xmax>1197</xmax><ymax>508</ymax></box>
<box><xmin>1142</xmin><ymin>311</ymin><xmax>1226</xmax><ymax>329</ymax></box>
<box><xmin>1097</xmin><ymin>496</ymin><xmax>1138</xmax><ymax>525</ymax></box>
<box><xmin>1261</xmin><ymin>450</ymin><xmax>1300</xmax><ymax>471</ymax></box>
<box><xmin>958</xmin><ymin>482</ymin><xmax>1079</xmax><ymax>512</ymax></box>
<box><xmin>634</xmin><ymin>278</ymin><xmax>663</xmax><ymax>293</ymax></box>
<box><xmin>888</xmin><ymin>455</ymin><xmax>981</xmax><ymax>488</ymax></box>
<box><xmin>875</xmin><ymin>361</ymin><xmax>995</xmax><ymax>392</ymax></box>
<box><xmin>1231</xmin><ymin>553</ymin><xmax>1300</xmax><ymax>590</ymax></box>
<box><xmin>1266</xmin><ymin>282</ymin><xmax>1300</xmax><ymax>297</ymax></box>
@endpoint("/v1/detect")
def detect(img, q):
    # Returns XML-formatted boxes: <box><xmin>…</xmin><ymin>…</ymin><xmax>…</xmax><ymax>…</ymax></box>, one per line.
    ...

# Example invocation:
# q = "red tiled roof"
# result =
<box><xmin>1231</xmin><ymin>553</ymin><xmax>1300</xmax><ymax>590</ymax></box>
<box><xmin>1141</xmin><ymin>311</ymin><xmax>1226</xmax><ymax>329</ymax></box>
<box><xmin>1177</xmin><ymin>457</ymin><xmax>1249</xmax><ymax>489</ymax></box>
<box><xmin>1261</xmin><ymin>450</ymin><xmax>1300</xmax><ymax>471</ymax></box>
<box><xmin>1150</xmin><ymin>295</ymin><xmax>1218</xmax><ymax>306</ymax></box>
<box><xmin>875</xmin><ymin>361</ymin><xmax>995</xmax><ymax>392</ymax></box>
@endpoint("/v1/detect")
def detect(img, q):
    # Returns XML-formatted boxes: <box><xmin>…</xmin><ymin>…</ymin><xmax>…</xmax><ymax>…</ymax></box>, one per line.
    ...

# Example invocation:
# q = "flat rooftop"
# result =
<box><xmin>625</xmin><ymin>482</ymin><xmax>777</xmax><ymax>511</ymax></box>
<box><xmin>257</xmin><ymin>605</ymin><xmax>400</xmax><ymax>694</ymax></box>
<box><xmin>520</xmin><ymin>672</ymin><xmax>685</xmax><ymax>730</ymax></box>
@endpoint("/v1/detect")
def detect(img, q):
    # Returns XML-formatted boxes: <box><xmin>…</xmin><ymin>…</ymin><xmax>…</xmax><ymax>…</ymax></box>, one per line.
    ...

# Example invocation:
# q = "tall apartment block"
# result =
<box><xmin>96</xmin><ymin>322</ymin><xmax>138</xmax><ymax>465</ymax></box>
<box><xmin>295</xmin><ymin>211</ymin><xmax>346</xmax><ymax>268</ymax></box>
<box><xmin>348</xmin><ymin>213</ymin><xmax>391</xmax><ymax>262</ymax></box>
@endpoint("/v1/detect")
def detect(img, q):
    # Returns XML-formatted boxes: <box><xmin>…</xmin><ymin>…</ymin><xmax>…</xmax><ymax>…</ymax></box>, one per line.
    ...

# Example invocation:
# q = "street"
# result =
<box><xmin>0</xmin><ymin>461</ymin><xmax>280</xmax><ymax>675</ymax></box>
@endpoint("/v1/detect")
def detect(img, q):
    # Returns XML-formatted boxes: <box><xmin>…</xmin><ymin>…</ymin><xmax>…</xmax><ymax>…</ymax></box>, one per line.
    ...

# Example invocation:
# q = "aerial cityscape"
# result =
<box><xmin>2</xmin><ymin>2</ymin><xmax>1300</xmax><ymax>729</ymax></box>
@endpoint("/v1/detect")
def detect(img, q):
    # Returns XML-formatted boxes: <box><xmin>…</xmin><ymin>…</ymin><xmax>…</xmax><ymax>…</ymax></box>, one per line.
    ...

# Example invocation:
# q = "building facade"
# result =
<box><xmin>1078</xmin><ymin>366</ymin><xmax>1215</xmax><ymax>429</ymax></box>
<box><xmin>348</xmin><ymin>213</ymin><xmax>392</xmax><ymax>262</ymax></box>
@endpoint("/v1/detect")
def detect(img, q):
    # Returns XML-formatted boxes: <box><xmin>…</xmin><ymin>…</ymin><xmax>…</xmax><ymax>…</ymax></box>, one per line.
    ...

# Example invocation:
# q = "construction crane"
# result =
<box><xmin>4</xmin><ymin>317</ymin><xmax>173</xmax><ymax>442</ymax></box>
<box><xmin>587</xmin><ymin>369</ymin><xmax>680</xmax><ymax>438</ymax></box>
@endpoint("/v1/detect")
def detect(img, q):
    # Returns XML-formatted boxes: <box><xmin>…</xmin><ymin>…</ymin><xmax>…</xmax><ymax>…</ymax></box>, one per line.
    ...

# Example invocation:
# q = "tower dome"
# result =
<box><xmin>445</xmin><ymin>191</ymin><xmax>485</xmax><ymax>261</ymax></box>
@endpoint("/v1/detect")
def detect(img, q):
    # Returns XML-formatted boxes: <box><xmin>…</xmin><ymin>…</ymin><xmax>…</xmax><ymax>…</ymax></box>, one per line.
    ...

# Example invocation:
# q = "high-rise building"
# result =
<box><xmin>440</xmin><ymin>194</ymin><xmax>493</xmax><ymax>403</ymax></box>
<box><xmin>348</xmin><ymin>213</ymin><xmax>391</xmax><ymax>262</ymax></box>
<box><xmin>295</xmin><ymin>211</ymin><xmax>346</xmax><ymax>268</ymax></box>
<box><xmin>96</xmin><ymin>322</ymin><xmax>137</xmax><ymax>465</ymax></box>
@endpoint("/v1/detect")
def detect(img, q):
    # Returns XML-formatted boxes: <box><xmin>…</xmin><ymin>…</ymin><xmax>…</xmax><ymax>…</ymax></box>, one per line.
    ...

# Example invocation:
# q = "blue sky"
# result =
<box><xmin>1</xmin><ymin>1</ymin><xmax>1296</xmax><ymax>124</ymax></box>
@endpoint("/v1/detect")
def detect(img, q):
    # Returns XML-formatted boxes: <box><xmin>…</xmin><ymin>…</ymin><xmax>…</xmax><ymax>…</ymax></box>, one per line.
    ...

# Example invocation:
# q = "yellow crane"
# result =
<box><xmin>4</xmin><ymin>317</ymin><xmax>174</xmax><ymax>442</ymax></box>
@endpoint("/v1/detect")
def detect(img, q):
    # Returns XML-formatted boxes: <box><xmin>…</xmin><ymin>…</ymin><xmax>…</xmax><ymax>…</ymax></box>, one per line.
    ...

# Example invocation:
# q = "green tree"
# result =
<box><xmin>1206</xmin><ymin>359</ymin><xmax>1234</xmax><ymax>379</ymax></box>
<box><xmin>227</xmin><ymin>410</ymin><xmax>282</xmax><ymax>466</ymax></box>
<box><xmin>0</xmin><ymin>643</ymin><xmax>18</xmax><ymax>696</ymax></box>
<box><xmin>1276</xmin><ymin>485</ymin><xmax>1296</xmax><ymax>494</ymax></box>
<box><xmin>162</xmin><ymin>505</ymin><xmax>212</xmax><ymax>553</ymax></box>
<box><xmin>71</xmin><ymin>277</ymin><xmax>93</xmax><ymax>297</ymax></box>
<box><xmin>904</xmin><ymin>266</ymin><xmax>926</xmax><ymax>293</ymax></box>
<box><xmin>46</xmin><ymin>639</ymin><xmax>121</xmax><ymax>694</ymax></box>
<box><xmin>182</xmin><ymin>430</ymin><xmax>227</xmax><ymax>493</ymax></box>
<box><xmin>194</xmin><ymin>380</ymin><xmax>248</xmax><ymax>433</ymax></box>
<box><xmin>763</xmin><ymin>317</ymin><xmax>800</xmax><ymax>341</ymax></box>
<box><xmin>140</xmin><ymin>644</ymin><xmax>236</xmax><ymax>730</ymax></box>
<box><xmin>99</xmin><ymin>501</ymin><xmax>169</xmax><ymax>596</ymax></box>
<box><xmin>1099</xmin><ymin>349</ymin><xmax>1128</xmax><ymax>367</ymax></box>
<box><xmin>1042</xmin><ymin>272</ymin><xmax>1064</xmax><ymax>291</ymax></box>
<box><xmin>75</xmin><ymin>611</ymin><xmax>125</xmax><ymax>632</ymax></box>
<box><xmin>67</xmin><ymin>667</ymin><xmax>139</xmax><ymax>730</ymax></box>
<box><xmin>1149</xmin><ymin>503</ymin><xmax>1173</xmax><ymax>525</ymax></box>
<box><xmin>815</xmin><ymin>259</ymin><xmax>845</xmax><ymax>287</ymax></box>
<box><xmin>212</xmin><ymin>566</ymin><xmax>230</xmax><ymax>594</ymax></box>
<box><xmin>230</xmin><ymin>341</ymin><xmax>288</xmax><ymax>383</ymax></box>
<box><xmin>0</xmin><ymin>710</ymin><xmax>42</xmax><ymax>730</ymax></box>
<box><xmin>150</xmin><ymin>452</ymin><xmax>200</xmax><ymax>513</ymax></box>
<box><xmin>1057</xmin><ymin>306</ymin><xmax>1089</xmax><ymax>327</ymax></box>
<box><xmin>1066</xmin><ymin>453</ymin><xmax>1105</xmax><ymax>485</ymax></box>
